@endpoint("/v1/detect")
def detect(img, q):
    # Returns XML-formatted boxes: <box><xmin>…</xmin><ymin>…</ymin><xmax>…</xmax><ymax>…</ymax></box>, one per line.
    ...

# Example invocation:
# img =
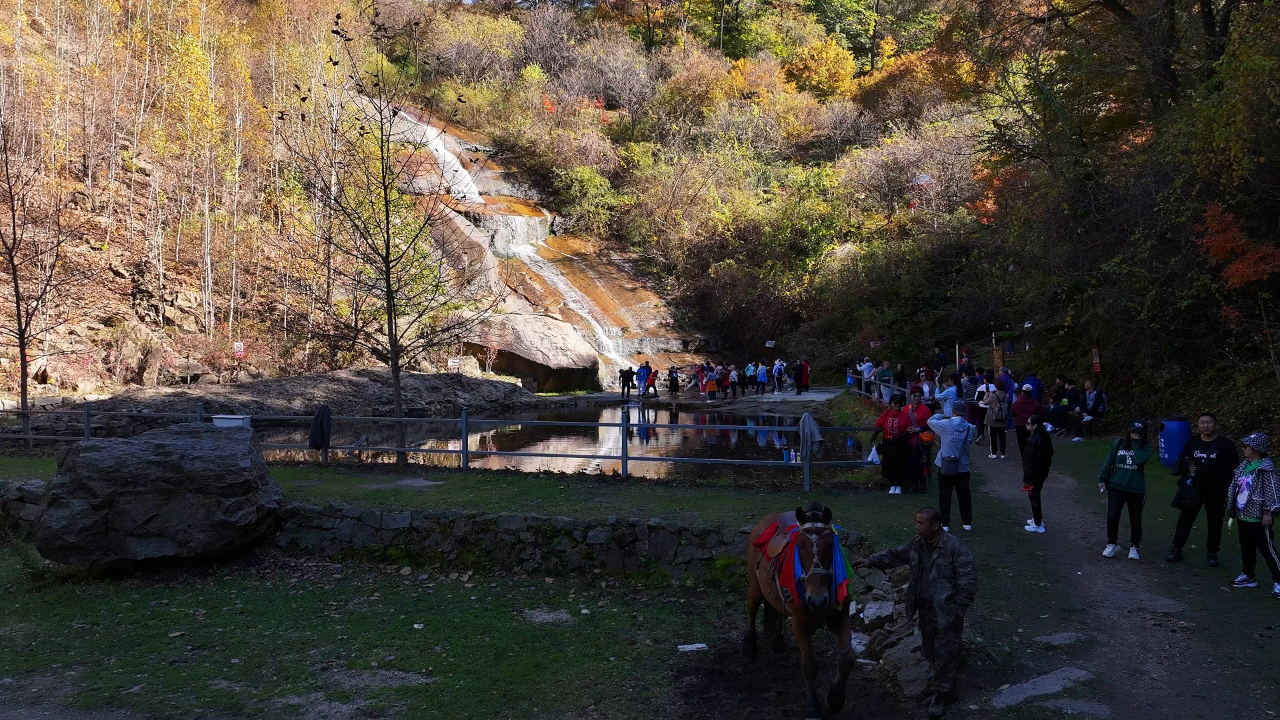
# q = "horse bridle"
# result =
<box><xmin>795</xmin><ymin>521</ymin><xmax>836</xmax><ymax>584</ymax></box>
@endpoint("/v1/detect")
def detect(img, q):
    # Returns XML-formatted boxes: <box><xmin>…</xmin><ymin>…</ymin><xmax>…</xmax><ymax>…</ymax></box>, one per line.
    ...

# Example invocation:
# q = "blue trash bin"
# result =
<box><xmin>1158</xmin><ymin>417</ymin><xmax>1191</xmax><ymax>468</ymax></box>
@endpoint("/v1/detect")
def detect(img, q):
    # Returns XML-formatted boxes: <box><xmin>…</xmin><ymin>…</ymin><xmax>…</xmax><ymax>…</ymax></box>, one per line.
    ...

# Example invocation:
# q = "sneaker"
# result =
<box><xmin>1025</xmin><ymin>523</ymin><xmax>1045</xmax><ymax>533</ymax></box>
<box><xmin>1272</xmin><ymin>583</ymin><xmax>1280</xmax><ymax>600</ymax></box>
<box><xmin>1165</xmin><ymin>548</ymin><xmax>1183</xmax><ymax>563</ymax></box>
<box><xmin>1102</xmin><ymin>544</ymin><xmax>1120</xmax><ymax>558</ymax></box>
<box><xmin>1000</xmin><ymin>455</ymin><xmax>1007</xmax><ymax>459</ymax></box>
<box><xmin>1207</xmin><ymin>553</ymin><xmax>1220</xmax><ymax>567</ymax></box>
<box><xmin>962</xmin><ymin>525</ymin><xmax>973</xmax><ymax>531</ymax></box>
<box><xmin>1072</xmin><ymin>437</ymin><xmax>1085</xmax><ymax>443</ymax></box>
<box><xmin>988</xmin><ymin>453</ymin><xmax>998</xmax><ymax>459</ymax></box>
<box><xmin>1026</xmin><ymin>518</ymin><xmax>1038</xmax><ymax>526</ymax></box>
<box><xmin>1128</xmin><ymin>546</ymin><xmax>1141</xmax><ymax>560</ymax></box>
<box><xmin>1233</xmin><ymin>574</ymin><xmax>1258</xmax><ymax>588</ymax></box>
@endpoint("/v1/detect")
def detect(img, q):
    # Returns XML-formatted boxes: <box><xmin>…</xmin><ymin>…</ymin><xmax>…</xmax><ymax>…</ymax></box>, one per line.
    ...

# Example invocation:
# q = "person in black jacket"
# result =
<box><xmin>1166</xmin><ymin>412</ymin><xmax>1239</xmax><ymax>566</ymax></box>
<box><xmin>1022</xmin><ymin>414</ymin><xmax>1054</xmax><ymax>533</ymax></box>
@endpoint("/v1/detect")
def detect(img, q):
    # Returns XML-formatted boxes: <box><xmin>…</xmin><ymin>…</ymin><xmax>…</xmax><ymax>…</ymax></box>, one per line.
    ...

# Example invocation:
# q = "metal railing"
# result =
<box><xmin>0</xmin><ymin>402</ymin><xmax>875</xmax><ymax>492</ymax></box>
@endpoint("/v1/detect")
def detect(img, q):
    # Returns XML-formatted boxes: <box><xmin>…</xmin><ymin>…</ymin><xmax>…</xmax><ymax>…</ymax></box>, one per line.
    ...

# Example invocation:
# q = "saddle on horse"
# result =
<box><xmin>752</xmin><ymin>511</ymin><xmax>855</xmax><ymax>610</ymax></box>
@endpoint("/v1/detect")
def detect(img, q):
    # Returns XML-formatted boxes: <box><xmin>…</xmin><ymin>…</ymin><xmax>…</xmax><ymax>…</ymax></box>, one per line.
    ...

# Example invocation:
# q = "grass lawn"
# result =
<box><xmin>0</xmin><ymin>546</ymin><xmax>738</xmax><ymax>719</ymax></box>
<box><xmin>273</xmin><ymin>465</ymin><xmax>901</xmax><ymax>534</ymax></box>
<box><xmin>0</xmin><ymin>448</ymin><xmax>1065</xmax><ymax>719</ymax></box>
<box><xmin>0</xmin><ymin>456</ymin><xmax>55</xmax><ymax>482</ymax></box>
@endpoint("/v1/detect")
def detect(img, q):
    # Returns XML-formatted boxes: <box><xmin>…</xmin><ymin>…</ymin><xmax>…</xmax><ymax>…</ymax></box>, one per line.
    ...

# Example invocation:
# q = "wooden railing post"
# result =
<box><xmin>83</xmin><ymin>406</ymin><xmax>91</xmax><ymax>440</ymax></box>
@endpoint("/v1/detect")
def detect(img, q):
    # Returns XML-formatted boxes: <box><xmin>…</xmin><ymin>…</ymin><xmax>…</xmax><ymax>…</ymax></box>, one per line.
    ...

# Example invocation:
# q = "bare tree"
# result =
<box><xmin>475</xmin><ymin>320</ymin><xmax>514</xmax><ymax>374</ymax></box>
<box><xmin>282</xmin><ymin>13</ymin><xmax>502</xmax><ymax>464</ymax></box>
<box><xmin>0</xmin><ymin>78</ymin><xmax>91</xmax><ymax>447</ymax></box>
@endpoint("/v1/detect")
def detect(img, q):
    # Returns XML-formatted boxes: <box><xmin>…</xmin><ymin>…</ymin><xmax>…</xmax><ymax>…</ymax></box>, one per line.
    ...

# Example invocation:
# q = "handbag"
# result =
<box><xmin>1170</xmin><ymin>461</ymin><xmax>1201</xmax><ymax>510</ymax></box>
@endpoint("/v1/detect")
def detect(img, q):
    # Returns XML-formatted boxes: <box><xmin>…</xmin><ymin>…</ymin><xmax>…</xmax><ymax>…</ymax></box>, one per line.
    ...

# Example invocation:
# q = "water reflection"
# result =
<box><xmin>257</xmin><ymin>404</ymin><xmax>869</xmax><ymax>479</ymax></box>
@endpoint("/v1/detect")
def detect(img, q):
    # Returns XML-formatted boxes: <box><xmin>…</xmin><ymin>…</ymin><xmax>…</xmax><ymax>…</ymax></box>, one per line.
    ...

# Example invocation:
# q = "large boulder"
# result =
<box><xmin>35</xmin><ymin>423</ymin><xmax>281</xmax><ymax>566</ymax></box>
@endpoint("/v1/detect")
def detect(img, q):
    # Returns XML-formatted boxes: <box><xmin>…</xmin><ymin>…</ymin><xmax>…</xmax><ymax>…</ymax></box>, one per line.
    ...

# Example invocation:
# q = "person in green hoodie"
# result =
<box><xmin>1098</xmin><ymin>421</ymin><xmax>1155</xmax><ymax>560</ymax></box>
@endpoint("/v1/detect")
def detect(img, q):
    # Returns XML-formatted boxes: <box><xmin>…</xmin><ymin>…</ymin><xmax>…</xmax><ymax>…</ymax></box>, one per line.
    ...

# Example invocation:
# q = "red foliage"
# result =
<box><xmin>1196</xmin><ymin>202</ymin><xmax>1280</xmax><ymax>289</ymax></box>
<box><xmin>1221</xmin><ymin>304</ymin><xmax>1243</xmax><ymax>330</ymax></box>
<box><xmin>541</xmin><ymin>96</ymin><xmax>557</xmax><ymax>113</ymax></box>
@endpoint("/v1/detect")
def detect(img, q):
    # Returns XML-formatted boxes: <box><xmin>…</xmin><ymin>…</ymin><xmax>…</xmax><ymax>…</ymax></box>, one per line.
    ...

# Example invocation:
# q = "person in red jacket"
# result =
<box><xmin>904</xmin><ymin>388</ymin><xmax>934</xmax><ymax>493</ymax></box>
<box><xmin>872</xmin><ymin>394</ymin><xmax>910</xmax><ymax>494</ymax></box>
<box><xmin>1010</xmin><ymin>384</ymin><xmax>1042</xmax><ymax>460</ymax></box>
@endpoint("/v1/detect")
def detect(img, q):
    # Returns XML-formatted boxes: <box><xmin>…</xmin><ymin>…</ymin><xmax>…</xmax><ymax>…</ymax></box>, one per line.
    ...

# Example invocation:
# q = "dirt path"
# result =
<box><xmin>970</xmin><ymin>451</ymin><xmax>1267</xmax><ymax>719</ymax></box>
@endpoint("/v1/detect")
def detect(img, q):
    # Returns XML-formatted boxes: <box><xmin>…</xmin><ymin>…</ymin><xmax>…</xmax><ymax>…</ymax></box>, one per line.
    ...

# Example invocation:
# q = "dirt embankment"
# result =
<box><xmin>83</xmin><ymin>368</ymin><xmax>564</xmax><ymax>417</ymax></box>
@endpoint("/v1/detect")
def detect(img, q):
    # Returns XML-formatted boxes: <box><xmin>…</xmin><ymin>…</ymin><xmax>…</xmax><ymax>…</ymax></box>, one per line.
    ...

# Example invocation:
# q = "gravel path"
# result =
<box><xmin>971</xmin><ymin>450</ymin><xmax>1268</xmax><ymax>719</ymax></box>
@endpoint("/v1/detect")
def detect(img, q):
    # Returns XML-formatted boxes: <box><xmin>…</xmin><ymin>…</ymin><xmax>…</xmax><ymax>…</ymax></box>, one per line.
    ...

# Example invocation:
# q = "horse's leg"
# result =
<box><xmin>743</xmin><ymin>570</ymin><xmax>762</xmax><ymax>660</ymax></box>
<box><xmin>764</xmin><ymin>604</ymin><xmax>786</xmax><ymax>654</ymax></box>
<box><xmin>824</xmin><ymin>611</ymin><xmax>857</xmax><ymax>715</ymax></box>
<box><xmin>791</xmin><ymin>614</ymin><xmax>823</xmax><ymax>720</ymax></box>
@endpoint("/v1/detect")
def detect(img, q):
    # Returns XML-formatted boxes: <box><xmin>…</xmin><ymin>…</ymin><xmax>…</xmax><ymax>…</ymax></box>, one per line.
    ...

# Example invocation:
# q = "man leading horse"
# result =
<box><xmin>855</xmin><ymin>507</ymin><xmax>978</xmax><ymax>718</ymax></box>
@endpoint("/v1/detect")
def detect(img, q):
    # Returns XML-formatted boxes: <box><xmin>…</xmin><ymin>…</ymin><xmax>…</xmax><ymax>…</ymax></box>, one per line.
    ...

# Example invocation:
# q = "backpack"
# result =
<box><xmin>988</xmin><ymin>390</ymin><xmax>1008</xmax><ymax>421</ymax></box>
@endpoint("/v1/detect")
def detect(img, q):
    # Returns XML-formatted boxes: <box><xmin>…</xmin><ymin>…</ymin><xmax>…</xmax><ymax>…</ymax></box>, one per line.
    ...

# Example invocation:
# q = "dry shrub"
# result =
<box><xmin>101</xmin><ymin>322</ymin><xmax>165</xmax><ymax>387</ymax></box>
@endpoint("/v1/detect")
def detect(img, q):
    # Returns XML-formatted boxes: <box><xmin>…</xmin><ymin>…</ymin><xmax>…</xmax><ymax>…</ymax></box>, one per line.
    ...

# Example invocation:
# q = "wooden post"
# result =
<box><xmin>83</xmin><ymin>406</ymin><xmax>91</xmax><ymax>440</ymax></box>
<box><xmin>196</xmin><ymin>401</ymin><xmax>204</xmax><ymax>423</ymax></box>
<box><xmin>803</xmin><ymin>446</ymin><xmax>811</xmax><ymax>493</ymax></box>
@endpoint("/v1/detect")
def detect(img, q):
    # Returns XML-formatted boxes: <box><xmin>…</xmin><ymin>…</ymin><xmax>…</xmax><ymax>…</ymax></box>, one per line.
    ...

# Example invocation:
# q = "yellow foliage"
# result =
<box><xmin>430</xmin><ymin>11</ymin><xmax>524</xmax><ymax>57</ymax></box>
<box><xmin>726</xmin><ymin>58</ymin><xmax>796</xmax><ymax>101</ymax></box>
<box><xmin>783</xmin><ymin>39</ymin><xmax>857</xmax><ymax>101</ymax></box>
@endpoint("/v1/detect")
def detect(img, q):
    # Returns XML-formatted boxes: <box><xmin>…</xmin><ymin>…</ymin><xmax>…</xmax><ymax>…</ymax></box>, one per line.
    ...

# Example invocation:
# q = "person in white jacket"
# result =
<box><xmin>928</xmin><ymin>405</ymin><xmax>978</xmax><ymax>532</ymax></box>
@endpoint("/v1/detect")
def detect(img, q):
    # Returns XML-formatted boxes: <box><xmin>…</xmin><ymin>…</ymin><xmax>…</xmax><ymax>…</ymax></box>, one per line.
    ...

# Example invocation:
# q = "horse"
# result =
<box><xmin>744</xmin><ymin>502</ymin><xmax>856</xmax><ymax>720</ymax></box>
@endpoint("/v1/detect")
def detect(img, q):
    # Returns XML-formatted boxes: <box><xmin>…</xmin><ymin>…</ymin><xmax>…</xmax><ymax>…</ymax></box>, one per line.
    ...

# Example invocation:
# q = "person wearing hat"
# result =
<box><xmin>928</xmin><ymin>402</ymin><xmax>978</xmax><ymax>531</ymax></box>
<box><xmin>1226</xmin><ymin>432</ymin><xmax>1280</xmax><ymax>597</ymax></box>
<box><xmin>1010</xmin><ymin>384</ymin><xmax>1042</xmax><ymax>460</ymax></box>
<box><xmin>1098</xmin><ymin>421</ymin><xmax>1154</xmax><ymax>559</ymax></box>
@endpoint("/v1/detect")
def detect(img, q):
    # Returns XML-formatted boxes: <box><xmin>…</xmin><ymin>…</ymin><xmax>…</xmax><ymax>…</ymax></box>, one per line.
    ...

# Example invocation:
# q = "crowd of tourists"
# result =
<box><xmin>617</xmin><ymin>358</ymin><xmax>811</xmax><ymax>402</ymax></box>
<box><xmin>858</xmin><ymin>351</ymin><xmax>1280</xmax><ymax>600</ymax></box>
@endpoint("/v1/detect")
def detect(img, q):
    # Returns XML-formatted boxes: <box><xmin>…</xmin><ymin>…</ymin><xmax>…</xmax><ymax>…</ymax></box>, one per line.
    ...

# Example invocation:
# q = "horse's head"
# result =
<box><xmin>793</xmin><ymin>502</ymin><xmax>836</xmax><ymax>612</ymax></box>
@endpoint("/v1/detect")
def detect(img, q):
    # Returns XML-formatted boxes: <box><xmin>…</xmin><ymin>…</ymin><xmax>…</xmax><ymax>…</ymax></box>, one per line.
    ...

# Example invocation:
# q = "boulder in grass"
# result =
<box><xmin>35</xmin><ymin>423</ymin><xmax>281</xmax><ymax>566</ymax></box>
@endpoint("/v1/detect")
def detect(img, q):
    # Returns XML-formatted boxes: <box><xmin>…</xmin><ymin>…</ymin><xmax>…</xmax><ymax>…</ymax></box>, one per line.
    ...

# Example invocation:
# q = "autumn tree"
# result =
<box><xmin>283</xmin><ymin>13</ymin><xmax>501</xmax><ymax>463</ymax></box>
<box><xmin>0</xmin><ymin>77</ymin><xmax>92</xmax><ymax>446</ymax></box>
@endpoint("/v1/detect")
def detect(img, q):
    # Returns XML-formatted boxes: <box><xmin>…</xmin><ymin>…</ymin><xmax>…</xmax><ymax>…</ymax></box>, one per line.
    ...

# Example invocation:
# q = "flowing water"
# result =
<box><xmin>509</xmin><ymin>241</ymin><xmax>630</xmax><ymax>367</ymax></box>
<box><xmin>258</xmin><ymin>405</ymin><xmax>871</xmax><ymax>480</ymax></box>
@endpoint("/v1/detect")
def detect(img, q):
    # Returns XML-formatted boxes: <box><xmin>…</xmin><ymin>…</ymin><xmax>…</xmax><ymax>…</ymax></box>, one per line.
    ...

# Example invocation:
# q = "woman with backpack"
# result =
<box><xmin>983</xmin><ymin>378</ymin><xmax>1010</xmax><ymax>459</ymax></box>
<box><xmin>1021</xmin><ymin>414</ymin><xmax>1054</xmax><ymax>533</ymax></box>
<box><xmin>1098</xmin><ymin>421</ymin><xmax>1155</xmax><ymax>560</ymax></box>
<box><xmin>1226</xmin><ymin>432</ymin><xmax>1280</xmax><ymax>597</ymax></box>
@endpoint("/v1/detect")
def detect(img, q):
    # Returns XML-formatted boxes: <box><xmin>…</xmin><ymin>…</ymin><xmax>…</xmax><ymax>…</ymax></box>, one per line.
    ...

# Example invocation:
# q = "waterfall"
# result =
<box><xmin>384</xmin><ymin>106</ymin><xmax>483</xmax><ymax>203</ymax></box>
<box><xmin>509</xmin><ymin>240</ymin><xmax>631</xmax><ymax>368</ymax></box>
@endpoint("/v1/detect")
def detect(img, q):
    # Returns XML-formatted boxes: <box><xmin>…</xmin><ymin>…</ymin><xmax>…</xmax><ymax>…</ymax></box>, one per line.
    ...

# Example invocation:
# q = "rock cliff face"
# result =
<box><xmin>34</xmin><ymin>424</ymin><xmax>282</xmax><ymax>566</ymax></box>
<box><xmin>389</xmin><ymin>104</ymin><xmax>696</xmax><ymax>390</ymax></box>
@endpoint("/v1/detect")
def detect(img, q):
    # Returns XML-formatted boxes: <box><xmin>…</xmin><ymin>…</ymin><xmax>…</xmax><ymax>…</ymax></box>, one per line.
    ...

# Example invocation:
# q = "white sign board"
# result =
<box><xmin>233</xmin><ymin>341</ymin><xmax>245</xmax><ymax>360</ymax></box>
<box><xmin>447</xmin><ymin>357</ymin><xmax>462</xmax><ymax>369</ymax></box>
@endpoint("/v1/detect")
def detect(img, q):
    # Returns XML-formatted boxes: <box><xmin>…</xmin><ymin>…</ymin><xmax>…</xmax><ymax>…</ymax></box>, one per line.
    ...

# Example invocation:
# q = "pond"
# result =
<box><xmin>257</xmin><ymin>403</ymin><xmax>873</xmax><ymax>480</ymax></box>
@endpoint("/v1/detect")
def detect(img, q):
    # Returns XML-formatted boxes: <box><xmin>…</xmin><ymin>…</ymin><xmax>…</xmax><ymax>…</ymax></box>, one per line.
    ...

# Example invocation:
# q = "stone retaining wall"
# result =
<box><xmin>277</xmin><ymin>503</ymin><xmax>751</xmax><ymax>579</ymax></box>
<box><xmin>1</xmin><ymin>479</ymin><xmax>768</xmax><ymax>579</ymax></box>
